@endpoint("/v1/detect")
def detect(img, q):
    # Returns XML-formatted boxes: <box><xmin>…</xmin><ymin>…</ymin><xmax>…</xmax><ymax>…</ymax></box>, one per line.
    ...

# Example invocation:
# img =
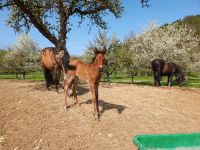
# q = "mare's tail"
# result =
<box><xmin>67</xmin><ymin>65</ymin><xmax>76</xmax><ymax>70</ymax></box>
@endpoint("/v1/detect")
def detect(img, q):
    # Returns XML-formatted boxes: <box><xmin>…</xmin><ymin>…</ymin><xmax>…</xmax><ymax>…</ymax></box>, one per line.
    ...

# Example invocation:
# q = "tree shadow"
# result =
<box><xmin>17</xmin><ymin>81</ymin><xmax>45</xmax><ymax>92</ymax></box>
<box><xmin>81</xmin><ymin>99</ymin><xmax>127</xmax><ymax>115</ymax></box>
<box><xmin>20</xmin><ymin>82</ymin><xmax>90</xmax><ymax>95</ymax></box>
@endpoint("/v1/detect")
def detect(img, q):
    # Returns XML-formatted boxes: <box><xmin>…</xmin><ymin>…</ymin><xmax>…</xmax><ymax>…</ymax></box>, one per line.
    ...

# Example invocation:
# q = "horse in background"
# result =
<box><xmin>64</xmin><ymin>48</ymin><xmax>106</xmax><ymax>120</ymax></box>
<box><xmin>40</xmin><ymin>44</ymin><xmax>70</xmax><ymax>92</ymax></box>
<box><xmin>151</xmin><ymin>59</ymin><xmax>185</xmax><ymax>87</ymax></box>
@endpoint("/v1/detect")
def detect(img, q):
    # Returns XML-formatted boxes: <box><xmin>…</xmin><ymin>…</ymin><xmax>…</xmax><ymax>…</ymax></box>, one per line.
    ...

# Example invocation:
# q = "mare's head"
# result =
<box><xmin>176</xmin><ymin>73</ymin><xmax>185</xmax><ymax>87</ymax></box>
<box><xmin>55</xmin><ymin>43</ymin><xmax>70</xmax><ymax>69</ymax></box>
<box><xmin>54</xmin><ymin>50</ymin><xmax>65</xmax><ymax>65</ymax></box>
<box><xmin>93</xmin><ymin>47</ymin><xmax>106</xmax><ymax>71</ymax></box>
<box><xmin>175</xmin><ymin>65</ymin><xmax>185</xmax><ymax>87</ymax></box>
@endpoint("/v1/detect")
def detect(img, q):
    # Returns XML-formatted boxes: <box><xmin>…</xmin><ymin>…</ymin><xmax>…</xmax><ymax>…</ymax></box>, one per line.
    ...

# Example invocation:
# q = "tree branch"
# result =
<box><xmin>0</xmin><ymin>2</ymin><xmax>14</xmax><ymax>9</ymax></box>
<box><xmin>13</xmin><ymin>0</ymin><xmax>59</xmax><ymax>46</ymax></box>
<box><xmin>73</xmin><ymin>3</ymin><xmax>108</xmax><ymax>15</ymax></box>
<box><xmin>64</xmin><ymin>0</ymin><xmax>79</xmax><ymax>17</ymax></box>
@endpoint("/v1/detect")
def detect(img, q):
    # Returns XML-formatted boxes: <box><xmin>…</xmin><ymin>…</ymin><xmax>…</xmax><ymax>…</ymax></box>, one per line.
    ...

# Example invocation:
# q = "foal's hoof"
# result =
<box><xmin>93</xmin><ymin>113</ymin><xmax>101</xmax><ymax>121</ymax></box>
<box><xmin>77</xmin><ymin>102</ymin><xmax>81</xmax><ymax>107</ymax></box>
<box><xmin>64</xmin><ymin>106</ymin><xmax>70</xmax><ymax>111</ymax></box>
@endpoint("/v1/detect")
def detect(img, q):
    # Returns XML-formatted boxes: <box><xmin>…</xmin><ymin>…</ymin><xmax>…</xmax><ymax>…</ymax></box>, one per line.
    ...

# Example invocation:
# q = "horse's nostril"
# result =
<box><xmin>99</xmin><ymin>66</ymin><xmax>103</xmax><ymax>72</ymax></box>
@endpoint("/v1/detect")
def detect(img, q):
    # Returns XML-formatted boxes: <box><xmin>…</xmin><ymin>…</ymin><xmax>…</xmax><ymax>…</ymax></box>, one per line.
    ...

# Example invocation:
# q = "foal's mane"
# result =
<box><xmin>91</xmin><ymin>56</ymin><xmax>96</xmax><ymax>64</ymax></box>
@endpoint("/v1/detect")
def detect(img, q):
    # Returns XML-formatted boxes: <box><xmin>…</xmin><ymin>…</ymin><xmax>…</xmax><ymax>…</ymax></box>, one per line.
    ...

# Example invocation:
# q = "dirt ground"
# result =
<box><xmin>1</xmin><ymin>80</ymin><xmax>200</xmax><ymax>150</ymax></box>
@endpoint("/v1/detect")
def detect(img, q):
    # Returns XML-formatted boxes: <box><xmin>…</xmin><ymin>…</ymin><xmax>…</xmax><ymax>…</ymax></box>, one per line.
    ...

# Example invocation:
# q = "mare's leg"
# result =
<box><xmin>57</xmin><ymin>69</ymin><xmax>62</xmax><ymax>85</ymax></box>
<box><xmin>42</xmin><ymin>67</ymin><xmax>50</xmax><ymax>90</ymax></box>
<box><xmin>54</xmin><ymin>69</ymin><xmax>59</xmax><ymax>92</ymax></box>
<box><xmin>157</xmin><ymin>74</ymin><xmax>161</xmax><ymax>86</ymax></box>
<box><xmin>153</xmin><ymin>71</ymin><xmax>157</xmax><ymax>86</ymax></box>
<box><xmin>89</xmin><ymin>82</ymin><xmax>100</xmax><ymax>120</ymax></box>
<box><xmin>168</xmin><ymin>75</ymin><xmax>173</xmax><ymax>87</ymax></box>
<box><xmin>54</xmin><ymin>67</ymin><xmax>62</xmax><ymax>92</ymax></box>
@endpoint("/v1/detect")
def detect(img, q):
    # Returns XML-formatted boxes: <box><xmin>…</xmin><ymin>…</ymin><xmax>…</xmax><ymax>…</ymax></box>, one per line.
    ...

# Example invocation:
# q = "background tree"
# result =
<box><xmin>0</xmin><ymin>0</ymin><xmax>125</xmax><ymax>52</ymax></box>
<box><xmin>129</xmin><ymin>21</ymin><xmax>200</xmax><ymax>73</ymax></box>
<box><xmin>0</xmin><ymin>0</ymin><xmax>149</xmax><ymax>54</ymax></box>
<box><xmin>114</xmin><ymin>42</ymin><xmax>137</xmax><ymax>83</ymax></box>
<box><xmin>3</xmin><ymin>34</ymin><xmax>39</xmax><ymax>79</ymax></box>
<box><xmin>0</xmin><ymin>50</ymin><xmax>8</xmax><ymax>67</ymax></box>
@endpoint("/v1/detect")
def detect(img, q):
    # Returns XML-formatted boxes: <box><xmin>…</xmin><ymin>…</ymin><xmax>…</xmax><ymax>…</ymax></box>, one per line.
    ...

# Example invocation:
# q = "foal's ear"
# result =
<box><xmin>93</xmin><ymin>47</ymin><xmax>99</xmax><ymax>55</ymax></box>
<box><xmin>102</xmin><ymin>47</ymin><xmax>107</xmax><ymax>55</ymax></box>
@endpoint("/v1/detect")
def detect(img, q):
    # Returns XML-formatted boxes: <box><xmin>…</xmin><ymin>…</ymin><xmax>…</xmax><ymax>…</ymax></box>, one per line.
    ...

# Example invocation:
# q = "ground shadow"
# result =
<box><xmin>20</xmin><ymin>82</ymin><xmax>64</xmax><ymax>92</ymax></box>
<box><xmin>81</xmin><ymin>99</ymin><xmax>127</xmax><ymax>115</ymax></box>
<box><xmin>19</xmin><ymin>82</ymin><xmax>90</xmax><ymax>95</ymax></box>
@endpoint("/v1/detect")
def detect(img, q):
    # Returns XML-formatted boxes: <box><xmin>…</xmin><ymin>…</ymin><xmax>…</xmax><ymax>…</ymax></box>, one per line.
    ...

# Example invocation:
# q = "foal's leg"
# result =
<box><xmin>64</xmin><ymin>75</ymin><xmax>74</xmax><ymax>110</ymax></box>
<box><xmin>95</xmin><ymin>82</ymin><xmax>100</xmax><ymax>119</ymax></box>
<box><xmin>64</xmin><ymin>80</ymin><xmax>69</xmax><ymax>110</ymax></box>
<box><xmin>73</xmin><ymin>76</ymin><xmax>80</xmax><ymax>106</ymax></box>
<box><xmin>89</xmin><ymin>82</ymin><xmax>100</xmax><ymax>120</ymax></box>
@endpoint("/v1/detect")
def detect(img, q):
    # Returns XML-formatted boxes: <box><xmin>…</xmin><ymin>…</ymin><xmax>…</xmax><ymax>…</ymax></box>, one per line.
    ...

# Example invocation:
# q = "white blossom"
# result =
<box><xmin>129</xmin><ymin>21</ymin><xmax>200</xmax><ymax>72</ymax></box>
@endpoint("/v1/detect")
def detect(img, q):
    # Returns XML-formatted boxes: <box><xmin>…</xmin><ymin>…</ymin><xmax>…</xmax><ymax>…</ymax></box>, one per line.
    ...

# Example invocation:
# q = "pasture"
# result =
<box><xmin>1</xmin><ymin>71</ymin><xmax>200</xmax><ymax>88</ymax></box>
<box><xmin>1</xmin><ymin>80</ymin><xmax>200</xmax><ymax>150</ymax></box>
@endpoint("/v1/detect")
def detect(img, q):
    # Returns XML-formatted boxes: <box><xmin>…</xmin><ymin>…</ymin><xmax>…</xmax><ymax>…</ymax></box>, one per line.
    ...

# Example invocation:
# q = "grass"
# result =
<box><xmin>1</xmin><ymin>71</ymin><xmax>200</xmax><ymax>88</ymax></box>
<box><xmin>0</xmin><ymin>71</ymin><xmax>44</xmax><ymax>80</ymax></box>
<box><xmin>104</xmin><ymin>72</ymin><xmax>200</xmax><ymax>88</ymax></box>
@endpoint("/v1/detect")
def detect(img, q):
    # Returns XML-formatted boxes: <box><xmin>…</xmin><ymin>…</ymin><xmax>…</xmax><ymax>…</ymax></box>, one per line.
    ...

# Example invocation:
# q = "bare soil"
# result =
<box><xmin>1</xmin><ymin>80</ymin><xmax>200</xmax><ymax>150</ymax></box>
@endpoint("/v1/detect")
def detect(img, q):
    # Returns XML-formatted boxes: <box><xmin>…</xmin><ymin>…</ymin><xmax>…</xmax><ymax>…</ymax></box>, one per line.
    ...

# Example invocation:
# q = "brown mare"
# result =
<box><xmin>40</xmin><ymin>46</ymin><xmax>70</xmax><ymax>92</ymax></box>
<box><xmin>64</xmin><ymin>48</ymin><xmax>106</xmax><ymax>120</ymax></box>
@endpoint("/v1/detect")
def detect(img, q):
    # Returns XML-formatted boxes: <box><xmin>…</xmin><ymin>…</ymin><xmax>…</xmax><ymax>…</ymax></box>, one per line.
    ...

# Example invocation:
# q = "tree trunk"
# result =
<box><xmin>16</xmin><ymin>72</ymin><xmax>18</xmax><ymax>79</ymax></box>
<box><xmin>22</xmin><ymin>72</ymin><xmax>26</xmax><ymax>80</ymax></box>
<box><xmin>131</xmin><ymin>74</ymin><xmax>134</xmax><ymax>83</ymax></box>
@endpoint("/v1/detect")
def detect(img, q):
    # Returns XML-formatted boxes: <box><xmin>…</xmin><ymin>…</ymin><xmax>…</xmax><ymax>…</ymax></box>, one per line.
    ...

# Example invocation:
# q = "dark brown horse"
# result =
<box><xmin>40</xmin><ymin>46</ymin><xmax>70</xmax><ymax>92</ymax></box>
<box><xmin>64</xmin><ymin>48</ymin><xmax>106</xmax><ymax>120</ymax></box>
<box><xmin>151</xmin><ymin>59</ymin><xmax>185</xmax><ymax>87</ymax></box>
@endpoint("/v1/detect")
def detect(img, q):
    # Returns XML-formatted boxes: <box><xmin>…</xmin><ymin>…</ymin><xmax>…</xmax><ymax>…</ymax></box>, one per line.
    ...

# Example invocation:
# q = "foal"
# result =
<box><xmin>64</xmin><ymin>48</ymin><xmax>106</xmax><ymax>120</ymax></box>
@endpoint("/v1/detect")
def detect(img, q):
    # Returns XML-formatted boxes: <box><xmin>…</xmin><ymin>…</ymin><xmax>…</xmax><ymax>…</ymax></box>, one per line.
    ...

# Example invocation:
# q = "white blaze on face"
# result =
<box><xmin>99</xmin><ymin>54</ymin><xmax>103</xmax><ymax>69</ymax></box>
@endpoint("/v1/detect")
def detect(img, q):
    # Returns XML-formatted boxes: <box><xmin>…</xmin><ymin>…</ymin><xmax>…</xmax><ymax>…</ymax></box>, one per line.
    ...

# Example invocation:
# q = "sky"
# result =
<box><xmin>0</xmin><ymin>0</ymin><xmax>200</xmax><ymax>56</ymax></box>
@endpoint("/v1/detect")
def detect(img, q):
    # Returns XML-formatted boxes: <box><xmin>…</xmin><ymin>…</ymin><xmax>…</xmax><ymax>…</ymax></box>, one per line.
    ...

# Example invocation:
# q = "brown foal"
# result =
<box><xmin>64</xmin><ymin>48</ymin><xmax>106</xmax><ymax>120</ymax></box>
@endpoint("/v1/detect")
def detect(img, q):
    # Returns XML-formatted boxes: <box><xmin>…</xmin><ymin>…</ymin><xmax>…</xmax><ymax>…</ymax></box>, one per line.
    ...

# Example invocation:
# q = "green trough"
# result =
<box><xmin>133</xmin><ymin>133</ymin><xmax>200</xmax><ymax>150</ymax></box>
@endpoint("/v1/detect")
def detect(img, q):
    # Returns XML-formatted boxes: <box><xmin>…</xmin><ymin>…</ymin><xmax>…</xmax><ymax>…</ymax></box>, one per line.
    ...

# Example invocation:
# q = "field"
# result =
<box><xmin>1</xmin><ymin>71</ymin><xmax>200</xmax><ymax>88</ymax></box>
<box><xmin>1</xmin><ymin>80</ymin><xmax>200</xmax><ymax>150</ymax></box>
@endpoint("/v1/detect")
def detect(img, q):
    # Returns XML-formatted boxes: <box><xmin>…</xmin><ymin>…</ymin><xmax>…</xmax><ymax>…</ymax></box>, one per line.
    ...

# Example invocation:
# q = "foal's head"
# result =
<box><xmin>93</xmin><ymin>47</ymin><xmax>106</xmax><ymax>70</ymax></box>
